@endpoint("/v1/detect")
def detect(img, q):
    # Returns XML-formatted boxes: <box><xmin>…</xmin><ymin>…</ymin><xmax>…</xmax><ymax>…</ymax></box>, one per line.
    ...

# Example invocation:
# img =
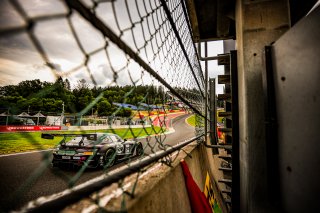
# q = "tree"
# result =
<box><xmin>0</xmin><ymin>85</ymin><xmax>19</xmax><ymax>97</ymax></box>
<box><xmin>75</xmin><ymin>79</ymin><xmax>90</xmax><ymax>90</ymax></box>
<box><xmin>92</xmin><ymin>86</ymin><xmax>105</xmax><ymax>97</ymax></box>
<box><xmin>0</xmin><ymin>79</ymin><xmax>169</xmax><ymax>116</ymax></box>
<box><xmin>64</xmin><ymin>79</ymin><xmax>71</xmax><ymax>91</ymax></box>
<box><xmin>25</xmin><ymin>98</ymin><xmax>43</xmax><ymax>113</ymax></box>
<box><xmin>97</xmin><ymin>99</ymin><xmax>113</xmax><ymax>116</ymax></box>
<box><xmin>73</xmin><ymin>79</ymin><xmax>93</xmax><ymax>112</ymax></box>
<box><xmin>16</xmin><ymin>79</ymin><xmax>44</xmax><ymax>97</ymax></box>
<box><xmin>43</xmin><ymin>98</ymin><xmax>58</xmax><ymax>113</ymax></box>
<box><xmin>116</xmin><ymin>108</ymin><xmax>132</xmax><ymax>117</ymax></box>
<box><xmin>131</xmin><ymin>95</ymin><xmax>144</xmax><ymax>105</ymax></box>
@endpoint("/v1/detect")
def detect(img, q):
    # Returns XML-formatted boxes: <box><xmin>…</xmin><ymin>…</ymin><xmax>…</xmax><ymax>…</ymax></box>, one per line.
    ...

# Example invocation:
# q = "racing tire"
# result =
<box><xmin>104</xmin><ymin>148</ymin><xmax>116</xmax><ymax>168</ymax></box>
<box><xmin>136</xmin><ymin>143</ymin><xmax>143</xmax><ymax>156</ymax></box>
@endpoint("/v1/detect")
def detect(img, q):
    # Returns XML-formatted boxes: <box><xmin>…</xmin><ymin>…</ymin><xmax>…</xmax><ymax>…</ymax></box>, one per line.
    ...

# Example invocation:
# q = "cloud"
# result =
<box><xmin>0</xmin><ymin>0</ymin><xmax>25</xmax><ymax>30</ymax></box>
<box><xmin>0</xmin><ymin>0</ymin><xmax>160</xmax><ymax>88</ymax></box>
<box><xmin>0</xmin><ymin>32</ymin><xmax>42</xmax><ymax>63</ymax></box>
<box><xmin>46</xmin><ymin>62</ymin><xmax>62</xmax><ymax>72</ymax></box>
<box><xmin>17</xmin><ymin>0</ymin><xmax>67</xmax><ymax>18</ymax></box>
<box><xmin>0</xmin><ymin>0</ymin><xmax>223</xmax><ymax>95</ymax></box>
<box><xmin>33</xmin><ymin>18</ymin><xmax>84</xmax><ymax>66</ymax></box>
<box><xmin>0</xmin><ymin>58</ymin><xmax>55</xmax><ymax>85</ymax></box>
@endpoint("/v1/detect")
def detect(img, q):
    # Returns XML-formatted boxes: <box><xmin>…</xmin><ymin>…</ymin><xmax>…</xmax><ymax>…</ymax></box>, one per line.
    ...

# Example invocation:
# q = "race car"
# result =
<box><xmin>41</xmin><ymin>133</ymin><xmax>144</xmax><ymax>168</ymax></box>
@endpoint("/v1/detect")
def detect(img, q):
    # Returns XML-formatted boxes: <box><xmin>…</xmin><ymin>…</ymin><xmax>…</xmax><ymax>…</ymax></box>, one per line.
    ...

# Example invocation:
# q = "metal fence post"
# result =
<box><xmin>204</xmin><ymin>42</ymin><xmax>208</xmax><ymax>143</ymax></box>
<box><xmin>209</xmin><ymin>78</ymin><xmax>218</xmax><ymax>154</ymax></box>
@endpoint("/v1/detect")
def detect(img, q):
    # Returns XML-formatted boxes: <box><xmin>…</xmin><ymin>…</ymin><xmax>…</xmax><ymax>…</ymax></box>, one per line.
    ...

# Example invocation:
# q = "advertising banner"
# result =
<box><xmin>0</xmin><ymin>126</ymin><xmax>61</xmax><ymax>132</ymax></box>
<box><xmin>204</xmin><ymin>172</ymin><xmax>222</xmax><ymax>213</ymax></box>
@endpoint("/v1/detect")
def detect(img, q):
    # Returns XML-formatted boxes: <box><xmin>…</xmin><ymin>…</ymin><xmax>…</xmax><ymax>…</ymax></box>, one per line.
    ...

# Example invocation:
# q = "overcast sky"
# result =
<box><xmin>0</xmin><ymin>0</ymin><xmax>224</xmax><ymax>93</ymax></box>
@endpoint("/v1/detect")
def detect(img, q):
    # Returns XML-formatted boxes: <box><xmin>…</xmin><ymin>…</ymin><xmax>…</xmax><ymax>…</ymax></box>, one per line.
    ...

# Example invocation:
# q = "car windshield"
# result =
<box><xmin>97</xmin><ymin>134</ymin><xmax>123</xmax><ymax>143</ymax></box>
<box><xmin>65</xmin><ymin>134</ymin><xmax>123</xmax><ymax>144</ymax></box>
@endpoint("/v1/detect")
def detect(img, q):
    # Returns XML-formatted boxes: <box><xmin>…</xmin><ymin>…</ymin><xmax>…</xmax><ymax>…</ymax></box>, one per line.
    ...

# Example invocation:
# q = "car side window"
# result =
<box><xmin>102</xmin><ymin>136</ymin><xmax>112</xmax><ymax>143</ymax></box>
<box><xmin>115</xmin><ymin>135</ymin><xmax>123</xmax><ymax>142</ymax></box>
<box><xmin>110</xmin><ymin>135</ymin><xmax>122</xmax><ymax>143</ymax></box>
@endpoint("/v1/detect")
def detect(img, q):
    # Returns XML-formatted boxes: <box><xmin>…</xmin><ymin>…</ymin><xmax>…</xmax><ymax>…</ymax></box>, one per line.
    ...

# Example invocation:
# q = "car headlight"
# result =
<box><xmin>116</xmin><ymin>145</ymin><xmax>123</xmax><ymax>153</ymax></box>
<box><xmin>52</xmin><ymin>148</ymin><xmax>59</xmax><ymax>154</ymax></box>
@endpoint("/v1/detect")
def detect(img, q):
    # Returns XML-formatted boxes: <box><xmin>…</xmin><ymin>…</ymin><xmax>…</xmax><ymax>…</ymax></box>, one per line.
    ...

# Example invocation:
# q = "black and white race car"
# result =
<box><xmin>41</xmin><ymin>133</ymin><xmax>144</xmax><ymax>168</ymax></box>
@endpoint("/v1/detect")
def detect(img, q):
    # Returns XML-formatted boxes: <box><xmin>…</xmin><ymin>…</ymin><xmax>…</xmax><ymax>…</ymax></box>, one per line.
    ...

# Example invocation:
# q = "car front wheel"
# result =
<box><xmin>136</xmin><ymin>143</ymin><xmax>143</xmax><ymax>156</ymax></box>
<box><xmin>104</xmin><ymin>148</ymin><xmax>116</xmax><ymax>168</ymax></box>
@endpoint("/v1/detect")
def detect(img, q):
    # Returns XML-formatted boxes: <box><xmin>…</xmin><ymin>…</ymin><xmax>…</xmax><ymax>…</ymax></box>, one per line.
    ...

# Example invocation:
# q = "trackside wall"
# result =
<box><xmin>61</xmin><ymin>141</ymin><xmax>228</xmax><ymax>213</ymax></box>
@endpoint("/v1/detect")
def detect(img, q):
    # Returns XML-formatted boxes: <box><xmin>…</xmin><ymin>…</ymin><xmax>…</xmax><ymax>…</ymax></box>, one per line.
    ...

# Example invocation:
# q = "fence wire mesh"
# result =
<box><xmin>0</xmin><ymin>0</ymin><xmax>205</xmax><ymax>211</ymax></box>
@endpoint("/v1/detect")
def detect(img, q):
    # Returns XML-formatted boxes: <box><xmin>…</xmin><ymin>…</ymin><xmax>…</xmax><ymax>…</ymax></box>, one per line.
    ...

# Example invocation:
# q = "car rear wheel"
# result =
<box><xmin>52</xmin><ymin>161</ymin><xmax>59</xmax><ymax>168</ymax></box>
<box><xmin>104</xmin><ymin>149</ymin><xmax>116</xmax><ymax>167</ymax></box>
<box><xmin>136</xmin><ymin>143</ymin><xmax>143</xmax><ymax>156</ymax></box>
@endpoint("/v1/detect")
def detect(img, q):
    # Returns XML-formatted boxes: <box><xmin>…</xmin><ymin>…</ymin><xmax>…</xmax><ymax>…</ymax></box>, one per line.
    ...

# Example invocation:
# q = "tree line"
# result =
<box><xmin>0</xmin><ymin>78</ymin><xmax>166</xmax><ymax>117</ymax></box>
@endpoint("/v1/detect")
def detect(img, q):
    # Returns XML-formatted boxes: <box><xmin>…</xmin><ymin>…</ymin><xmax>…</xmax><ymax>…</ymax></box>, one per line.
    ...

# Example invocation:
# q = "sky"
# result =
<box><xmin>200</xmin><ymin>41</ymin><xmax>225</xmax><ymax>94</ymax></box>
<box><xmin>0</xmin><ymin>0</ymin><xmax>225</xmax><ymax>93</ymax></box>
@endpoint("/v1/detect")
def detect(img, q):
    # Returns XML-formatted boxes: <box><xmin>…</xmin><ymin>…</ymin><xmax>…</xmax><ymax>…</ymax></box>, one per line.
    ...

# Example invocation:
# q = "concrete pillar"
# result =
<box><xmin>235</xmin><ymin>0</ymin><xmax>290</xmax><ymax>212</ymax></box>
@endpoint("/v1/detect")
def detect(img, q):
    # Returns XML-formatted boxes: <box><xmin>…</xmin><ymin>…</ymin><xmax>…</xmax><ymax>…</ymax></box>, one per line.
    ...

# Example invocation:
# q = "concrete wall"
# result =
<box><xmin>61</xmin><ymin>141</ymin><xmax>229</xmax><ymax>213</ymax></box>
<box><xmin>235</xmin><ymin>0</ymin><xmax>290</xmax><ymax>212</ymax></box>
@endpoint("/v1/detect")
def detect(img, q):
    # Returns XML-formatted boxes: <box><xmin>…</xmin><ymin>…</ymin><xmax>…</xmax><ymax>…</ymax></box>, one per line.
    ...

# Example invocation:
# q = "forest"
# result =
<box><xmin>0</xmin><ymin>78</ymin><xmax>166</xmax><ymax>117</ymax></box>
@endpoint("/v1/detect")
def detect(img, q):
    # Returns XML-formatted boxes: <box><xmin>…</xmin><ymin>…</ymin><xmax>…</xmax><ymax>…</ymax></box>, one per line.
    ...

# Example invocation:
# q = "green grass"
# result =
<box><xmin>186</xmin><ymin>115</ymin><xmax>196</xmax><ymax>127</ymax></box>
<box><xmin>0</xmin><ymin>127</ymin><xmax>163</xmax><ymax>155</ymax></box>
<box><xmin>186</xmin><ymin>109</ymin><xmax>225</xmax><ymax>127</ymax></box>
<box><xmin>187</xmin><ymin>114</ymin><xmax>205</xmax><ymax>127</ymax></box>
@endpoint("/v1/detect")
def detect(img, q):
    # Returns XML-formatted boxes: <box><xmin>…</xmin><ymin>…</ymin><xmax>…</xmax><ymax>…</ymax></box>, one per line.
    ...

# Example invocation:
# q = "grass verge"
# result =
<box><xmin>0</xmin><ymin>127</ymin><xmax>163</xmax><ymax>155</ymax></box>
<box><xmin>186</xmin><ymin>115</ymin><xmax>196</xmax><ymax>127</ymax></box>
<box><xmin>186</xmin><ymin>109</ymin><xmax>225</xmax><ymax>127</ymax></box>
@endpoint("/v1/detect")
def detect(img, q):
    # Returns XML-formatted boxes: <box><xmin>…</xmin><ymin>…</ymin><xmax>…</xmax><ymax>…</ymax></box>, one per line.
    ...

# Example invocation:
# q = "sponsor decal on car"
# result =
<box><xmin>83</xmin><ymin>152</ymin><xmax>93</xmax><ymax>155</ymax></box>
<box><xmin>58</xmin><ymin>150</ymin><xmax>76</xmax><ymax>155</ymax></box>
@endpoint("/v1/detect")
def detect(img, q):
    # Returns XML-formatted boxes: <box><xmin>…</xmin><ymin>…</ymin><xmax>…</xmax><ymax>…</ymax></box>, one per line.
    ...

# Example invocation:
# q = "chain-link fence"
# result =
<box><xmin>0</xmin><ymin>0</ymin><xmax>205</xmax><ymax>211</ymax></box>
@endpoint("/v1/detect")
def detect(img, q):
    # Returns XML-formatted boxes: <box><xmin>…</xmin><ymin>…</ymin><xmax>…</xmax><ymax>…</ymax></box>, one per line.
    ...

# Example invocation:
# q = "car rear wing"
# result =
<box><xmin>41</xmin><ymin>133</ymin><xmax>97</xmax><ymax>141</ymax></box>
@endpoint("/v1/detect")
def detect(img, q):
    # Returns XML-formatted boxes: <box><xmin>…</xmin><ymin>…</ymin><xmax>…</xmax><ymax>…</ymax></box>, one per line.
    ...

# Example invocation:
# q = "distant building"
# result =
<box><xmin>45</xmin><ymin>116</ymin><xmax>64</xmax><ymax>126</ymax></box>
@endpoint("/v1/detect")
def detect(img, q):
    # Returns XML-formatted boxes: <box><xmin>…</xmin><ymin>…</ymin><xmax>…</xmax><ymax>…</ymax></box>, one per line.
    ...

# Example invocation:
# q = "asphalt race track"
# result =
<box><xmin>0</xmin><ymin>113</ymin><xmax>195</xmax><ymax>212</ymax></box>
